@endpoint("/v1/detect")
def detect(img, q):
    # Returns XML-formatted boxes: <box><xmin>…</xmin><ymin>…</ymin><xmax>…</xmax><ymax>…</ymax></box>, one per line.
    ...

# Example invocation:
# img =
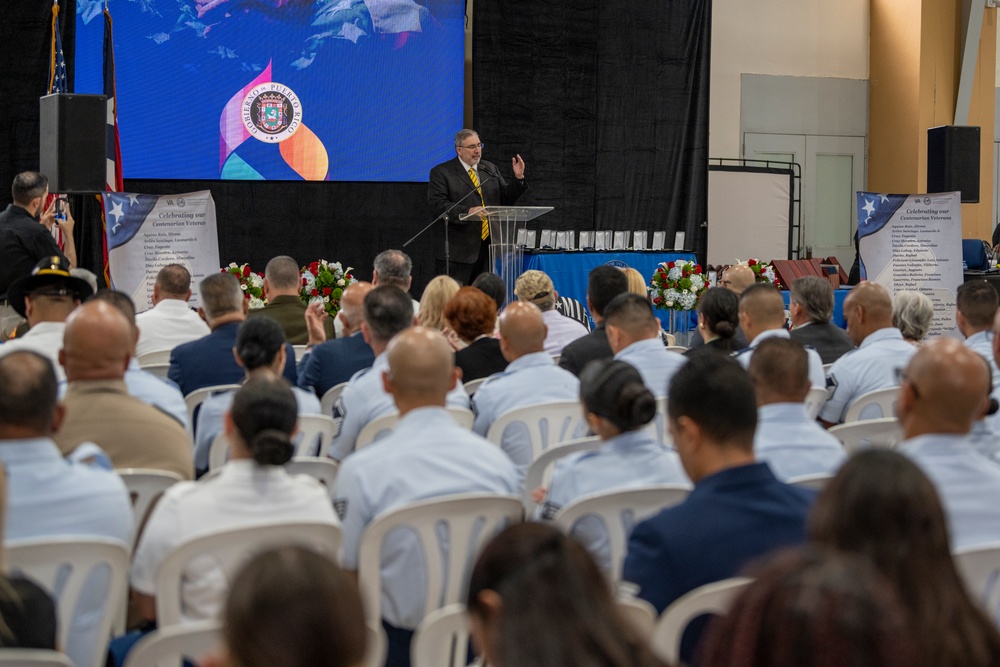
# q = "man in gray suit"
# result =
<box><xmin>788</xmin><ymin>276</ymin><xmax>855</xmax><ymax>364</ymax></box>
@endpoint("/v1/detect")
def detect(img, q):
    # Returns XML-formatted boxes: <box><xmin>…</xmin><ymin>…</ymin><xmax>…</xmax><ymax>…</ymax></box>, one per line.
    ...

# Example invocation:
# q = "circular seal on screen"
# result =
<box><xmin>242</xmin><ymin>83</ymin><xmax>302</xmax><ymax>143</ymax></box>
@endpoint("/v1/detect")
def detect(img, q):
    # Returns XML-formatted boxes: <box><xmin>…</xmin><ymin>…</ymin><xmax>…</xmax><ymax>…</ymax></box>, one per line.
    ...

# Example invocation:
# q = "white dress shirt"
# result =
<box><xmin>541</xmin><ymin>309</ymin><xmax>589</xmax><ymax>356</ymax></box>
<box><xmin>135</xmin><ymin>298</ymin><xmax>210</xmax><ymax>356</ymax></box>
<box><xmin>0</xmin><ymin>321</ymin><xmax>67</xmax><ymax>380</ymax></box>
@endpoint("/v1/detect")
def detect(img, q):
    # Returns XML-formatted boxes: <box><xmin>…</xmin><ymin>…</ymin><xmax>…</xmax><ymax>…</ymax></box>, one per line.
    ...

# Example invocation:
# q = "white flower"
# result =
<box><xmin>667</xmin><ymin>267</ymin><xmax>682</xmax><ymax>281</ymax></box>
<box><xmin>678</xmin><ymin>291</ymin><xmax>697</xmax><ymax>310</ymax></box>
<box><xmin>240</xmin><ymin>284</ymin><xmax>247</xmax><ymax>291</ymax></box>
<box><xmin>324</xmin><ymin>296</ymin><xmax>330</xmax><ymax>303</ymax></box>
<box><xmin>337</xmin><ymin>279</ymin><xmax>345</xmax><ymax>287</ymax></box>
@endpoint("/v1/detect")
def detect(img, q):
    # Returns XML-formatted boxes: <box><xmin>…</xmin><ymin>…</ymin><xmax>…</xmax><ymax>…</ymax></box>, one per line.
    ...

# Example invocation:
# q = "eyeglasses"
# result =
<box><xmin>458</xmin><ymin>143</ymin><xmax>484</xmax><ymax>150</ymax></box>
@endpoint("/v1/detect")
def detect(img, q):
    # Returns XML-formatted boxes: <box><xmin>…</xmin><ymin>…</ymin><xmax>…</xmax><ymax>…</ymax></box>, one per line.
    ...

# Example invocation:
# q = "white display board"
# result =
<box><xmin>707</xmin><ymin>166</ymin><xmax>792</xmax><ymax>265</ymax></box>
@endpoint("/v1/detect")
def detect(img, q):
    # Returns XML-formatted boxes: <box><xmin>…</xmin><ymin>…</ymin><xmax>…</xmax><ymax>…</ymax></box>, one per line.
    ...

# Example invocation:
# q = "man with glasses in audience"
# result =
<box><xmin>427</xmin><ymin>129</ymin><xmax>527</xmax><ymax>284</ymax></box>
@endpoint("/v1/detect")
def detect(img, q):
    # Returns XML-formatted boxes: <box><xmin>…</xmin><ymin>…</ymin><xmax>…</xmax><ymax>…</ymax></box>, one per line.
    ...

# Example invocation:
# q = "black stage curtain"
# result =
<box><xmin>473</xmin><ymin>0</ymin><xmax>711</xmax><ymax>258</ymax></box>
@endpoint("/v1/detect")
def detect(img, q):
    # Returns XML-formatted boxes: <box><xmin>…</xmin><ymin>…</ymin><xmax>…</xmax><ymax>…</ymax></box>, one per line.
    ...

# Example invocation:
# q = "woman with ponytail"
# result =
<box><xmin>534</xmin><ymin>359</ymin><xmax>689</xmax><ymax>572</ymax></box>
<box><xmin>128</xmin><ymin>375</ymin><xmax>339</xmax><ymax>629</ymax></box>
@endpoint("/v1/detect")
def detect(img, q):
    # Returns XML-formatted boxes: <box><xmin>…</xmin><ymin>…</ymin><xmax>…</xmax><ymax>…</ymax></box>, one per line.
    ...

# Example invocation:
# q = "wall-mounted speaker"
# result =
<box><xmin>927</xmin><ymin>125</ymin><xmax>980</xmax><ymax>203</ymax></box>
<box><xmin>39</xmin><ymin>93</ymin><xmax>107</xmax><ymax>193</ymax></box>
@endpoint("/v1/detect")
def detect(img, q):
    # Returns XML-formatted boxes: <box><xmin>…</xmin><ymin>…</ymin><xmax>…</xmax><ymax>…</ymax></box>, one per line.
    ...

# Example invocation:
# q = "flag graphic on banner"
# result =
<box><xmin>856</xmin><ymin>192</ymin><xmax>907</xmax><ymax>281</ymax></box>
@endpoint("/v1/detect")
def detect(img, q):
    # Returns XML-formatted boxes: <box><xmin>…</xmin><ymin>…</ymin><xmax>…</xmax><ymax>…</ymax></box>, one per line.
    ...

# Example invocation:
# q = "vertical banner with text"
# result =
<box><xmin>103</xmin><ymin>190</ymin><xmax>221</xmax><ymax>311</ymax></box>
<box><xmin>856</xmin><ymin>191</ymin><xmax>962</xmax><ymax>338</ymax></box>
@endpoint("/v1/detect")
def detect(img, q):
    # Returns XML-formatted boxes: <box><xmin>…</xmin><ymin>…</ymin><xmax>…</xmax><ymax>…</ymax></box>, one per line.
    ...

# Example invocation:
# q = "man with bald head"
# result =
<box><xmin>297</xmin><ymin>281</ymin><xmax>376</xmax><ymax>399</ymax></box>
<box><xmin>897</xmin><ymin>339</ymin><xmax>1000</xmax><ymax>549</ymax></box>
<box><xmin>605</xmin><ymin>292</ymin><xmax>686</xmax><ymax>397</ymax></box>
<box><xmin>472</xmin><ymin>301</ymin><xmax>580</xmax><ymax>472</ymax></box>
<box><xmin>734</xmin><ymin>284</ymin><xmax>825</xmax><ymax>391</ymax></box>
<box><xmin>135</xmin><ymin>264</ymin><xmax>209</xmax><ymax>356</ymax></box>
<box><xmin>333</xmin><ymin>327</ymin><xmax>518</xmax><ymax>667</ymax></box>
<box><xmin>53</xmin><ymin>301</ymin><xmax>193</xmax><ymax>479</ymax></box>
<box><xmin>818</xmin><ymin>282</ymin><xmax>916</xmax><ymax>426</ymax></box>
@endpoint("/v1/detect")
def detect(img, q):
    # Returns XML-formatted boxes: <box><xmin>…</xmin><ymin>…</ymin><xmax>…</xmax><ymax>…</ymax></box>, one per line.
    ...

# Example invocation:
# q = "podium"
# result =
<box><xmin>461</xmin><ymin>206</ymin><xmax>553</xmax><ymax>303</ymax></box>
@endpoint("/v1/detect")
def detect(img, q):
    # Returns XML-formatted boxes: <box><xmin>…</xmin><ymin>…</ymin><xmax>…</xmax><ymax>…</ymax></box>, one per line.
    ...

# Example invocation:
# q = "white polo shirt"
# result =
<box><xmin>135</xmin><ymin>299</ymin><xmax>210</xmax><ymax>356</ymax></box>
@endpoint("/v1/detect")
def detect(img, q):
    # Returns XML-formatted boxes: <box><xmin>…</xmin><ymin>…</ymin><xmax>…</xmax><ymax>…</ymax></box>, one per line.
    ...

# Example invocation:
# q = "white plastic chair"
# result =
<box><xmin>617</xmin><ymin>595</ymin><xmax>658</xmax><ymax>639</ymax></box>
<box><xmin>117</xmin><ymin>468</ymin><xmax>183</xmax><ymax>548</ymax></box>
<box><xmin>123</xmin><ymin>620</ymin><xmax>221</xmax><ymax>667</ymax></box>
<box><xmin>5</xmin><ymin>538</ymin><xmax>130</xmax><ymax>667</ymax></box>
<box><xmin>485</xmin><ymin>400</ymin><xmax>586</xmax><ymax>462</ymax></box>
<box><xmin>552</xmin><ymin>485</ymin><xmax>691</xmax><ymax>580</ymax></box>
<box><xmin>954</xmin><ymin>542</ymin><xmax>1000</xmax><ymax>623</ymax></box>
<box><xmin>665</xmin><ymin>345</ymin><xmax>688</xmax><ymax>353</ymax></box>
<box><xmin>644</xmin><ymin>396</ymin><xmax>672</xmax><ymax>444</ymax></box>
<box><xmin>803</xmin><ymin>386</ymin><xmax>829</xmax><ymax>420</ymax></box>
<box><xmin>663</xmin><ymin>332</ymin><xmax>677</xmax><ymax>346</ymax></box>
<box><xmin>320</xmin><ymin>382</ymin><xmax>349</xmax><ymax>417</ymax></box>
<box><xmin>137</xmin><ymin>350</ymin><xmax>172</xmax><ymax>378</ymax></box>
<box><xmin>155</xmin><ymin>521</ymin><xmax>342</xmax><ymax>627</ymax></box>
<box><xmin>650</xmin><ymin>577</ymin><xmax>753</xmax><ymax>664</ymax></box>
<box><xmin>843</xmin><ymin>386</ymin><xmax>900</xmax><ymax>422</ymax></box>
<box><xmin>827</xmin><ymin>418</ymin><xmax>903</xmax><ymax>454</ymax></box>
<box><xmin>411</xmin><ymin>603</ymin><xmax>471</xmax><ymax>667</ymax></box>
<box><xmin>209</xmin><ymin>413</ymin><xmax>338</xmax><ymax>469</ymax></box>
<box><xmin>356</xmin><ymin>407</ymin><xmax>474</xmax><ymax>449</ymax></box>
<box><xmin>463</xmin><ymin>377</ymin><xmax>488</xmax><ymax>397</ymax></box>
<box><xmin>357</xmin><ymin>493</ymin><xmax>523</xmax><ymax>630</ymax></box>
<box><xmin>292</xmin><ymin>344</ymin><xmax>309</xmax><ymax>362</ymax></box>
<box><xmin>0</xmin><ymin>651</ymin><xmax>74</xmax><ymax>667</ymax></box>
<box><xmin>522</xmin><ymin>436</ymin><xmax>602</xmax><ymax>513</ymax></box>
<box><xmin>822</xmin><ymin>362</ymin><xmax>833</xmax><ymax>373</ymax></box>
<box><xmin>284</xmin><ymin>457</ymin><xmax>340</xmax><ymax>501</ymax></box>
<box><xmin>786</xmin><ymin>473</ymin><xmax>833</xmax><ymax>491</ymax></box>
<box><xmin>184</xmin><ymin>384</ymin><xmax>240</xmax><ymax>434</ymax></box>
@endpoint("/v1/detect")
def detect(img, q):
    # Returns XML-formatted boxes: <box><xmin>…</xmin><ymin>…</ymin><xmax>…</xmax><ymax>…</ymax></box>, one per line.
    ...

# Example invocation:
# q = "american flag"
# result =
<box><xmin>48</xmin><ymin>0</ymin><xmax>67</xmax><ymax>94</ymax></box>
<box><xmin>100</xmin><ymin>5</ymin><xmax>123</xmax><ymax>285</ymax></box>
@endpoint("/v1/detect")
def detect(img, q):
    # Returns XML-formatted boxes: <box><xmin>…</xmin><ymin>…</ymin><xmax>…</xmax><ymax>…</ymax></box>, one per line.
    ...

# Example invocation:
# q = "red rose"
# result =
<box><xmin>654</xmin><ymin>296</ymin><xmax>664</xmax><ymax>305</ymax></box>
<box><xmin>311</xmin><ymin>288</ymin><xmax>319</xmax><ymax>297</ymax></box>
<box><xmin>667</xmin><ymin>262</ymin><xmax>675</xmax><ymax>269</ymax></box>
<box><xmin>309</xmin><ymin>262</ymin><xmax>319</xmax><ymax>273</ymax></box>
<box><xmin>694</xmin><ymin>266</ymin><xmax>703</xmax><ymax>274</ymax></box>
<box><xmin>242</xmin><ymin>265</ymin><xmax>251</xmax><ymax>277</ymax></box>
<box><xmin>747</xmin><ymin>259</ymin><xmax>757</xmax><ymax>266</ymax></box>
<box><xmin>345</xmin><ymin>273</ymin><xmax>352</xmax><ymax>280</ymax></box>
<box><xmin>301</xmin><ymin>277</ymin><xmax>307</xmax><ymax>286</ymax></box>
<box><xmin>322</xmin><ymin>287</ymin><xmax>332</xmax><ymax>296</ymax></box>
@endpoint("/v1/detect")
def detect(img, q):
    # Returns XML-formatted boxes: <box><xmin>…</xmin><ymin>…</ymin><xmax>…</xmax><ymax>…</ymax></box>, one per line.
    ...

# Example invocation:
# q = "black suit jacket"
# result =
<box><xmin>427</xmin><ymin>157</ymin><xmax>527</xmax><ymax>263</ymax></box>
<box><xmin>454</xmin><ymin>337</ymin><xmax>508</xmax><ymax>383</ymax></box>
<box><xmin>558</xmin><ymin>324</ymin><xmax>613</xmax><ymax>376</ymax></box>
<box><xmin>789</xmin><ymin>322</ymin><xmax>856</xmax><ymax>364</ymax></box>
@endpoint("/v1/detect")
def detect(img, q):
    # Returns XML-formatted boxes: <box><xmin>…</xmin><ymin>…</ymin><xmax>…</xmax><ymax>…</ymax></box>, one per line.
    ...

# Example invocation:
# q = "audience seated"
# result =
<box><xmin>333</xmin><ymin>327</ymin><xmax>518</xmax><ymax>667</ymax></box>
<box><xmin>373</xmin><ymin>248</ymin><xmax>420</xmax><ymax>313</ymax></box>
<box><xmin>247</xmin><ymin>255</ymin><xmax>314</xmax><ymax>345</ymax></box>
<box><xmin>467</xmin><ymin>523</ymin><xmax>667</xmax><ymax>667</ymax></box>
<box><xmin>810</xmin><ymin>449</ymin><xmax>1000</xmax><ymax>666</ymax></box>
<box><xmin>472</xmin><ymin>272</ymin><xmax>506</xmax><ymax>333</ymax></box>
<box><xmin>537</xmin><ymin>359</ymin><xmax>687</xmax><ymax>570</ymax></box>
<box><xmin>0</xmin><ymin>256</ymin><xmax>93</xmax><ymax>380</ymax></box>
<box><xmin>893</xmin><ymin>339</ymin><xmax>1000</xmax><ymax>549</ymax></box>
<box><xmin>892</xmin><ymin>290</ymin><xmax>934</xmax><ymax>346</ymax></box>
<box><xmin>787</xmin><ymin>276</ymin><xmax>855</xmax><ymax>364</ymax></box>
<box><xmin>168</xmin><ymin>273</ymin><xmax>296</xmax><ymax>396</ymax></box>
<box><xmin>605</xmin><ymin>293</ymin><xmax>686</xmax><ymax>396</ymax></box>
<box><xmin>472</xmin><ymin>301</ymin><xmax>580</xmax><ymax>472</ymax></box>
<box><xmin>686</xmin><ymin>286</ymin><xmax>741</xmax><ymax>357</ymax></box>
<box><xmin>558</xmin><ymin>266</ymin><xmax>629</xmax><ymax>376</ymax></box>
<box><xmin>329</xmin><ymin>286</ymin><xmax>469</xmax><ymax>460</ymax></box>
<box><xmin>700</xmin><ymin>548</ymin><xmax>915</xmax><ymax>667</ymax></box>
<box><xmin>0</xmin><ymin>350</ymin><xmax>132</xmax><ymax>667</ymax></box>
<box><xmin>687</xmin><ymin>264</ymin><xmax>752</xmax><ymax>351</ymax></box>
<box><xmin>819</xmin><ymin>282</ymin><xmax>915</xmax><ymax>426</ymax></box>
<box><xmin>735</xmin><ymin>283</ymin><xmax>824</xmax><ymax>389</ymax></box>
<box><xmin>204</xmin><ymin>546</ymin><xmax>367</xmax><ymax>667</ymax></box>
<box><xmin>135</xmin><ymin>264</ymin><xmax>209</xmax><ymax>356</ymax></box>
<box><xmin>957</xmin><ymin>280</ymin><xmax>1000</xmax><ymax>385</ymax></box>
<box><xmin>448</xmin><ymin>286</ymin><xmax>507</xmax><ymax>382</ymax></box>
<box><xmin>514</xmin><ymin>270</ymin><xmax>587</xmax><ymax>355</ymax></box>
<box><xmin>195</xmin><ymin>317</ymin><xmax>321</xmax><ymax>474</ymax></box>
<box><xmin>623</xmin><ymin>354</ymin><xmax>813</xmax><ymax>664</ymax></box>
<box><xmin>53</xmin><ymin>301</ymin><xmax>193</xmax><ymax>480</ymax></box>
<box><xmin>748</xmin><ymin>338</ymin><xmax>845</xmax><ymax>480</ymax></box>
<box><xmin>129</xmin><ymin>376</ymin><xmax>338</xmax><ymax>626</ymax></box>
<box><xmin>297</xmin><ymin>281</ymin><xmax>375</xmax><ymax>400</ymax></box>
<box><xmin>621</xmin><ymin>267</ymin><xmax>648</xmax><ymax>296</ymax></box>
<box><xmin>418</xmin><ymin>275</ymin><xmax>463</xmax><ymax>349</ymax></box>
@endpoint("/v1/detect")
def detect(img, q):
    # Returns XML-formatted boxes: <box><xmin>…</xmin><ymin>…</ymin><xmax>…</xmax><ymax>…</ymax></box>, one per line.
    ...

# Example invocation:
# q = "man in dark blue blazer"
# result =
<box><xmin>168</xmin><ymin>273</ymin><xmax>296</xmax><ymax>396</ymax></box>
<box><xmin>297</xmin><ymin>281</ymin><xmax>376</xmax><ymax>401</ymax></box>
<box><xmin>427</xmin><ymin>130</ymin><xmax>527</xmax><ymax>285</ymax></box>
<box><xmin>623</xmin><ymin>354</ymin><xmax>813</xmax><ymax>665</ymax></box>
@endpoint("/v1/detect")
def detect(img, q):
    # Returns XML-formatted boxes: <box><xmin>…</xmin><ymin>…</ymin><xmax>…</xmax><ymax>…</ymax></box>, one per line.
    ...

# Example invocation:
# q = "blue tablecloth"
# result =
<box><xmin>781</xmin><ymin>287</ymin><xmax>851</xmax><ymax>329</ymax></box>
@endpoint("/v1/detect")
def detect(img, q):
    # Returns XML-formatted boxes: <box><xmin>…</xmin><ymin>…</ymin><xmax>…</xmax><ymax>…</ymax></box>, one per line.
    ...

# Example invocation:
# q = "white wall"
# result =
<box><xmin>710</xmin><ymin>0</ymin><xmax>870</xmax><ymax>158</ymax></box>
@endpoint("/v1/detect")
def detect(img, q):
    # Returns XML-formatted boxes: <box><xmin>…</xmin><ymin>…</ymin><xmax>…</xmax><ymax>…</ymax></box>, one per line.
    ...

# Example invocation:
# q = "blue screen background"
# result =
<box><xmin>74</xmin><ymin>0</ymin><xmax>464</xmax><ymax>182</ymax></box>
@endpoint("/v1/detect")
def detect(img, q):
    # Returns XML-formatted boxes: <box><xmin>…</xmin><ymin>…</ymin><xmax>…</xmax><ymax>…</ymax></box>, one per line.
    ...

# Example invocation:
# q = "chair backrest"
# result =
<box><xmin>552</xmin><ymin>485</ymin><xmax>692</xmax><ymax>580</ymax></box>
<box><xmin>137</xmin><ymin>349</ymin><xmax>172</xmax><ymax>368</ymax></box>
<box><xmin>117</xmin><ymin>468</ymin><xmax>183</xmax><ymax>549</ymax></box>
<box><xmin>665</xmin><ymin>345</ymin><xmax>688</xmax><ymax>353</ymax></box>
<box><xmin>0</xmin><ymin>651</ymin><xmax>74</xmax><ymax>667</ymax></box>
<box><xmin>463</xmin><ymin>377</ymin><xmax>488</xmax><ymax>397</ymax></box>
<box><xmin>295</xmin><ymin>414</ymin><xmax>338</xmax><ymax>458</ymax></box>
<box><xmin>356</xmin><ymin>408</ymin><xmax>475</xmax><ymax>450</ymax></box>
<box><xmin>184</xmin><ymin>384</ymin><xmax>241</xmax><ymax>432</ymax></box>
<box><xmin>411</xmin><ymin>603</ymin><xmax>470</xmax><ymax>667</ymax></box>
<box><xmin>644</xmin><ymin>396</ymin><xmax>671</xmax><ymax>444</ymax></box>
<box><xmin>5</xmin><ymin>538</ymin><xmax>130</xmax><ymax>667</ymax></box>
<box><xmin>650</xmin><ymin>577</ymin><xmax>753</xmax><ymax>664</ymax></box>
<box><xmin>292</xmin><ymin>344</ymin><xmax>309</xmax><ymax>362</ymax></box>
<box><xmin>803</xmin><ymin>386</ymin><xmax>830</xmax><ymax>420</ymax></box>
<box><xmin>155</xmin><ymin>521</ymin><xmax>342</xmax><ymax>627</ymax></box>
<box><xmin>122</xmin><ymin>620</ymin><xmax>221</xmax><ymax>667</ymax></box>
<box><xmin>827</xmin><ymin>418</ymin><xmax>903</xmax><ymax>454</ymax></box>
<box><xmin>786</xmin><ymin>473</ymin><xmax>833</xmax><ymax>491</ymax></box>
<box><xmin>616</xmin><ymin>595</ymin><xmax>658</xmax><ymax>640</ymax></box>
<box><xmin>954</xmin><ymin>542</ymin><xmax>1000</xmax><ymax>623</ymax></box>
<box><xmin>663</xmin><ymin>332</ymin><xmax>677</xmax><ymax>346</ymax></box>
<box><xmin>284</xmin><ymin>457</ymin><xmax>340</xmax><ymax>500</ymax></box>
<box><xmin>822</xmin><ymin>362</ymin><xmax>833</xmax><ymax>373</ymax></box>
<box><xmin>843</xmin><ymin>386</ymin><xmax>900</xmax><ymax>422</ymax></box>
<box><xmin>485</xmin><ymin>401</ymin><xmax>586</xmax><ymax>462</ymax></box>
<box><xmin>522</xmin><ymin>436</ymin><xmax>602</xmax><ymax>513</ymax></box>
<box><xmin>320</xmin><ymin>382</ymin><xmax>349</xmax><ymax>417</ymax></box>
<box><xmin>357</xmin><ymin>494</ymin><xmax>523</xmax><ymax>628</ymax></box>
<box><xmin>142</xmin><ymin>364</ymin><xmax>171</xmax><ymax>379</ymax></box>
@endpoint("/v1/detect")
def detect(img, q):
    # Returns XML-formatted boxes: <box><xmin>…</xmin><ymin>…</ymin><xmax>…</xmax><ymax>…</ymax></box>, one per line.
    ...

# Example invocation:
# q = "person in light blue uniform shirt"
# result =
<box><xmin>334</xmin><ymin>327</ymin><xmax>519</xmax><ymax>667</ymax></box>
<box><xmin>734</xmin><ymin>284</ymin><xmax>825</xmax><ymax>390</ymax></box>
<box><xmin>472</xmin><ymin>301</ymin><xmax>579</xmax><ymax>473</ymax></box>
<box><xmin>605</xmin><ymin>292</ymin><xmax>686</xmax><ymax>397</ymax></box>
<box><xmin>895</xmin><ymin>338</ymin><xmax>1000</xmax><ymax>550</ymax></box>
<box><xmin>537</xmin><ymin>359</ymin><xmax>689</xmax><ymax>573</ymax></box>
<box><xmin>193</xmin><ymin>316</ymin><xmax>321</xmax><ymax>474</ymax></box>
<box><xmin>819</xmin><ymin>282</ymin><xmax>916</xmax><ymax>425</ymax></box>
<box><xmin>957</xmin><ymin>280</ymin><xmax>1000</xmax><ymax>386</ymax></box>
<box><xmin>329</xmin><ymin>286</ymin><xmax>468</xmax><ymax>461</ymax></box>
<box><xmin>747</xmin><ymin>337</ymin><xmax>845</xmax><ymax>480</ymax></box>
<box><xmin>0</xmin><ymin>351</ymin><xmax>133</xmax><ymax>667</ymax></box>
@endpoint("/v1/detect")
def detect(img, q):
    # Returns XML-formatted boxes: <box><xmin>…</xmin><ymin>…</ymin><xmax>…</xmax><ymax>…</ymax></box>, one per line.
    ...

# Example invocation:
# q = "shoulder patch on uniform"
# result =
<box><xmin>540</xmin><ymin>500</ymin><xmax>562</xmax><ymax>521</ymax></box>
<box><xmin>826</xmin><ymin>373</ymin><xmax>838</xmax><ymax>391</ymax></box>
<box><xmin>333</xmin><ymin>498</ymin><xmax>348</xmax><ymax>520</ymax></box>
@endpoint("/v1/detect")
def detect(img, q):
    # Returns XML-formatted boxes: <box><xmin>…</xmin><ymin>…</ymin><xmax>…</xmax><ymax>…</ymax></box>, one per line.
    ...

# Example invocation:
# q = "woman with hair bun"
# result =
<box><xmin>128</xmin><ymin>375</ymin><xmax>339</xmax><ymax>630</ymax></box>
<box><xmin>688</xmin><ymin>287</ymin><xmax>741</xmax><ymax>356</ymax></box>
<box><xmin>534</xmin><ymin>359</ymin><xmax>689</xmax><ymax>572</ymax></box>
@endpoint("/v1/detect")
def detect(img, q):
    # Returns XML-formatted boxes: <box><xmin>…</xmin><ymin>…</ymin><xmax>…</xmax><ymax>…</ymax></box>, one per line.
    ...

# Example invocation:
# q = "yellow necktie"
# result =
<box><xmin>469</xmin><ymin>168</ymin><xmax>488</xmax><ymax>240</ymax></box>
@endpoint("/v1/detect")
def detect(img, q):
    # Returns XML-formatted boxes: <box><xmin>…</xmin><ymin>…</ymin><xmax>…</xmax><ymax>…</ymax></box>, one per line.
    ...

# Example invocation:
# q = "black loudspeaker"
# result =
<box><xmin>39</xmin><ymin>93</ymin><xmax>107</xmax><ymax>193</ymax></box>
<box><xmin>927</xmin><ymin>125</ymin><xmax>980</xmax><ymax>203</ymax></box>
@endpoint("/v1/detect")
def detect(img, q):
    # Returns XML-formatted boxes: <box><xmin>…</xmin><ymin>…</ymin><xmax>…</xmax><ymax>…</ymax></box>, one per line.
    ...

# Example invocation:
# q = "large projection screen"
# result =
<box><xmin>707</xmin><ymin>166</ymin><xmax>793</xmax><ymax>265</ymax></box>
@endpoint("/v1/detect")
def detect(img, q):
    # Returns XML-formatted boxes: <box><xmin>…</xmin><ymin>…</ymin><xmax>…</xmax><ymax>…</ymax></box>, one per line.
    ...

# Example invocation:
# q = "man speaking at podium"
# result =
<box><xmin>428</xmin><ymin>130</ymin><xmax>527</xmax><ymax>285</ymax></box>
